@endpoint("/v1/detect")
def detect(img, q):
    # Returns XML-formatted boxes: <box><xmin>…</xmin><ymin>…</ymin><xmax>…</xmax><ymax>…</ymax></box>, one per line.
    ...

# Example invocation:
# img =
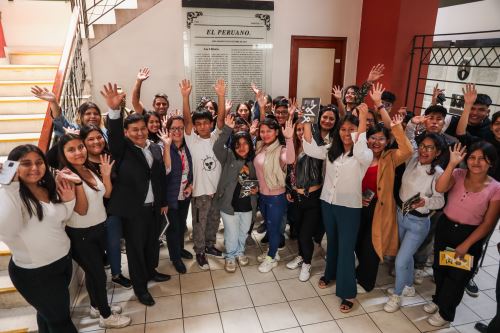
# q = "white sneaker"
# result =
<box><xmin>286</xmin><ymin>256</ymin><xmax>303</xmax><ymax>270</ymax></box>
<box><xmin>384</xmin><ymin>294</ymin><xmax>401</xmax><ymax>313</ymax></box>
<box><xmin>257</xmin><ymin>250</ymin><xmax>280</xmax><ymax>263</ymax></box>
<box><xmin>356</xmin><ymin>283</ymin><xmax>367</xmax><ymax>294</ymax></box>
<box><xmin>423</xmin><ymin>301</ymin><xmax>439</xmax><ymax>314</ymax></box>
<box><xmin>99</xmin><ymin>313</ymin><xmax>131</xmax><ymax>328</ymax></box>
<box><xmin>258</xmin><ymin>256</ymin><xmax>277</xmax><ymax>273</ymax></box>
<box><xmin>225</xmin><ymin>259</ymin><xmax>236</xmax><ymax>273</ymax></box>
<box><xmin>90</xmin><ymin>305</ymin><xmax>122</xmax><ymax>319</ymax></box>
<box><xmin>387</xmin><ymin>285</ymin><xmax>415</xmax><ymax>297</ymax></box>
<box><xmin>237</xmin><ymin>255</ymin><xmax>249</xmax><ymax>266</ymax></box>
<box><xmin>299</xmin><ymin>263</ymin><xmax>311</xmax><ymax>282</ymax></box>
<box><xmin>414</xmin><ymin>269</ymin><xmax>425</xmax><ymax>285</ymax></box>
<box><xmin>427</xmin><ymin>312</ymin><xmax>449</xmax><ymax>327</ymax></box>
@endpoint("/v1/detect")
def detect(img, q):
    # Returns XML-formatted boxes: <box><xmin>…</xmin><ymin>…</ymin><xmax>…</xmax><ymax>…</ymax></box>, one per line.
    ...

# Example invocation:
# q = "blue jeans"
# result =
<box><xmin>105</xmin><ymin>215</ymin><xmax>123</xmax><ymax>277</ymax></box>
<box><xmin>394</xmin><ymin>208</ymin><xmax>430</xmax><ymax>295</ymax></box>
<box><xmin>259</xmin><ymin>194</ymin><xmax>287</xmax><ymax>259</ymax></box>
<box><xmin>221</xmin><ymin>211</ymin><xmax>252</xmax><ymax>260</ymax></box>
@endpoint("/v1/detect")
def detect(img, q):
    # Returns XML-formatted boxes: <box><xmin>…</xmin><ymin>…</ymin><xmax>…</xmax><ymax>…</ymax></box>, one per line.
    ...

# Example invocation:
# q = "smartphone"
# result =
<box><xmin>0</xmin><ymin>160</ymin><xmax>20</xmax><ymax>185</ymax></box>
<box><xmin>362</xmin><ymin>189</ymin><xmax>375</xmax><ymax>201</ymax></box>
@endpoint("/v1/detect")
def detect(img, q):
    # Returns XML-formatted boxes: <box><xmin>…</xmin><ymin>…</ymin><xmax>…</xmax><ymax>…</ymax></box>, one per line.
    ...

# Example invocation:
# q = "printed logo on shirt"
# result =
<box><xmin>202</xmin><ymin>155</ymin><xmax>217</xmax><ymax>171</ymax></box>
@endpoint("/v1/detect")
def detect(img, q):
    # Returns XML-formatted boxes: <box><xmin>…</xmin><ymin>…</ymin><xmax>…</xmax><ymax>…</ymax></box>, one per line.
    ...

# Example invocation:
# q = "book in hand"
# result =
<box><xmin>300</xmin><ymin>98</ymin><xmax>320</xmax><ymax>124</ymax></box>
<box><xmin>439</xmin><ymin>250</ymin><xmax>473</xmax><ymax>271</ymax></box>
<box><xmin>239</xmin><ymin>180</ymin><xmax>259</xmax><ymax>198</ymax></box>
<box><xmin>402</xmin><ymin>193</ymin><xmax>421</xmax><ymax>215</ymax></box>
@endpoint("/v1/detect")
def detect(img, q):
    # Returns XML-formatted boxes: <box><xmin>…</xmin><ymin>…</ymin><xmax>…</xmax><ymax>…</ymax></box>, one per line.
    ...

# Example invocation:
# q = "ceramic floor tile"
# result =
<box><xmin>272</xmin><ymin>328</ymin><xmax>302</xmax><ymax>333</ymax></box>
<box><xmin>481</xmin><ymin>264</ymin><xmax>498</xmax><ymax>278</ymax></box>
<box><xmin>241</xmin><ymin>265</ymin><xmax>276</xmax><ymax>285</ymax></box>
<box><xmin>288</xmin><ymin>297</ymin><xmax>333</xmax><ymax>325</ymax></box>
<box><xmin>461</xmin><ymin>292</ymin><xmax>496</xmax><ymax>320</ymax></box>
<box><xmin>301</xmin><ymin>320</ymin><xmax>343</xmax><ymax>333</ymax></box>
<box><xmin>474</xmin><ymin>269</ymin><xmax>497</xmax><ymax>291</ymax></box>
<box><xmin>278</xmin><ymin>278</ymin><xmax>318</xmax><ymax>301</ymax></box>
<box><xmin>155</xmin><ymin>258</ymin><xmax>180</xmax><ymax>277</ymax></box>
<box><xmin>211</xmin><ymin>267</ymin><xmax>245</xmax><ymax>289</ymax></box>
<box><xmin>450</xmin><ymin>303</ymin><xmax>482</xmax><ymax>326</ymax></box>
<box><xmin>116</xmin><ymin>300</ymin><xmax>147</xmax><ymax>325</ymax></box>
<box><xmin>145</xmin><ymin>318</ymin><xmax>183</xmax><ymax>333</ymax></box>
<box><xmin>309</xmin><ymin>274</ymin><xmax>336</xmax><ymax>296</ymax></box>
<box><xmin>112</xmin><ymin>286</ymin><xmax>137</xmax><ymax>303</ymax></box>
<box><xmin>482</xmin><ymin>288</ymin><xmax>496</xmax><ymax>301</ymax></box>
<box><xmin>106</xmin><ymin>323</ymin><xmax>145</xmax><ymax>333</ymax></box>
<box><xmin>369</xmin><ymin>310</ymin><xmax>420</xmax><ymax>333</ymax></box>
<box><xmin>72</xmin><ymin>306</ymin><xmax>101</xmax><ymax>333</ymax></box>
<box><xmin>321</xmin><ymin>294</ymin><xmax>365</xmax><ymax>319</ymax></box>
<box><xmin>148</xmin><ymin>274</ymin><xmax>181</xmax><ymax>297</ymax></box>
<box><xmin>207</xmin><ymin>256</ymin><xmax>226</xmax><ymax>271</ymax></box>
<box><xmin>401</xmin><ymin>303</ymin><xmax>453</xmax><ymax>332</ymax></box>
<box><xmin>180</xmin><ymin>271</ymin><xmax>213</xmax><ymax>294</ymax></box>
<box><xmin>220</xmin><ymin>308</ymin><xmax>263</xmax><ymax>333</ymax></box>
<box><xmin>453</xmin><ymin>321</ymin><xmax>489</xmax><ymax>333</ymax></box>
<box><xmin>336</xmin><ymin>313</ymin><xmax>381</xmax><ymax>333</ymax></box>
<box><xmin>215</xmin><ymin>285</ymin><xmax>253</xmax><ymax>312</ymax></box>
<box><xmin>183</xmin><ymin>313</ymin><xmax>223</xmax><ymax>333</ymax></box>
<box><xmin>272</xmin><ymin>262</ymin><xmax>301</xmax><ymax>280</ymax></box>
<box><xmin>415</xmin><ymin>276</ymin><xmax>436</xmax><ymax>301</ymax></box>
<box><xmin>247</xmin><ymin>281</ymin><xmax>286</xmax><ymax>306</ymax></box>
<box><xmin>357</xmin><ymin>288</ymin><xmax>387</xmax><ymax>313</ymax></box>
<box><xmin>255</xmin><ymin>302</ymin><xmax>299</xmax><ymax>332</ymax></box>
<box><xmin>181</xmin><ymin>290</ymin><xmax>219</xmax><ymax>317</ymax></box>
<box><xmin>145</xmin><ymin>295</ymin><xmax>182</xmax><ymax>322</ymax></box>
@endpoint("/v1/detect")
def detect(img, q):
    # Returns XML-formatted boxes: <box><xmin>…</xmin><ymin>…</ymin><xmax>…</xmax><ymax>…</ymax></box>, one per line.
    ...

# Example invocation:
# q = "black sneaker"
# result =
<box><xmin>112</xmin><ymin>274</ymin><xmax>132</xmax><ymax>289</ymax></box>
<box><xmin>196</xmin><ymin>253</ymin><xmax>209</xmax><ymax>270</ymax></box>
<box><xmin>181</xmin><ymin>249</ymin><xmax>193</xmax><ymax>260</ymax></box>
<box><xmin>205</xmin><ymin>246</ymin><xmax>223</xmax><ymax>258</ymax></box>
<box><xmin>474</xmin><ymin>322</ymin><xmax>488</xmax><ymax>333</ymax></box>
<box><xmin>257</xmin><ymin>223</ymin><xmax>267</xmax><ymax>234</ymax></box>
<box><xmin>173</xmin><ymin>260</ymin><xmax>187</xmax><ymax>274</ymax></box>
<box><xmin>465</xmin><ymin>279</ymin><xmax>479</xmax><ymax>297</ymax></box>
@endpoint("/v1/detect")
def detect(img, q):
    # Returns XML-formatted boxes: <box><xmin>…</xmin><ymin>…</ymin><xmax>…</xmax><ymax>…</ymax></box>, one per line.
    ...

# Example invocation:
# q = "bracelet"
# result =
<box><xmin>376</xmin><ymin>105</ymin><xmax>385</xmax><ymax>111</ymax></box>
<box><xmin>75</xmin><ymin>181</ymin><xmax>83</xmax><ymax>186</ymax></box>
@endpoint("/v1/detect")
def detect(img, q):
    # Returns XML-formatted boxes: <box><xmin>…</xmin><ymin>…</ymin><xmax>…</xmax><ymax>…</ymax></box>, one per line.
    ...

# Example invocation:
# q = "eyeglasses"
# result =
<box><xmin>275</xmin><ymin>111</ymin><xmax>289</xmax><ymax>116</ymax></box>
<box><xmin>170</xmin><ymin>127</ymin><xmax>184</xmax><ymax>132</ymax></box>
<box><xmin>369</xmin><ymin>136</ymin><xmax>387</xmax><ymax>142</ymax></box>
<box><xmin>418</xmin><ymin>144</ymin><xmax>436</xmax><ymax>152</ymax></box>
<box><xmin>19</xmin><ymin>160</ymin><xmax>45</xmax><ymax>168</ymax></box>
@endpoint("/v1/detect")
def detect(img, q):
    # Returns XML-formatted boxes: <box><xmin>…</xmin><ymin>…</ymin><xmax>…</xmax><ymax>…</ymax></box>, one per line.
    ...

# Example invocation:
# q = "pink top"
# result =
<box><xmin>444</xmin><ymin>168</ymin><xmax>500</xmax><ymax>226</ymax></box>
<box><xmin>254</xmin><ymin>138</ymin><xmax>295</xmax><ymax>196</ymax></box>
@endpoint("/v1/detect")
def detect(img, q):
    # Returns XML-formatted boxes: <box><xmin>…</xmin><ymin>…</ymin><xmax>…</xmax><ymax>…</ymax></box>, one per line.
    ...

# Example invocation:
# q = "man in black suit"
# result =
<box><xmin>101</xmin><ymin>83</ymin><xmax>170</xmax><ymax>306</ymax></box>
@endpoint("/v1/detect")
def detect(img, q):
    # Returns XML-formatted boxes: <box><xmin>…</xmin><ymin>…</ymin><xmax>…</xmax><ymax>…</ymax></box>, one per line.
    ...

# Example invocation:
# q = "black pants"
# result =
<box><xmin>167</xmin><ymin>199</ymin><xmax>191</xmax><ymax>262</ymax></box>
<box><xmin>9</xmin><ymin>254</ymin><xmax>77</xmax><ymax>333</ymax></box>
<box><xmin>432</xmin><ymin>214</ymin><xmax>485</xmax><ymax>322</ymax></box>
<box><xmin>66</xmin><ymin>223</ymin><xmax>111</xmax><ymax>318</ymax></box>
<box><xmin>355</xmin><ymin>198</ymin><xmax>379</xmax><ymax>291</ymax></box>
<box><xmin>487</xmin><ymin>259</ymin><xmax>500</xmax><ymax>333</ymax></box>
<box><xmin>293</xmin><ymin>189</ymin><xmax>322</xmax><ymax>264</ymax></box>
<box><xmin>122</xmin><ymin>205</ymin><xmax>160</xmax><ymax>295</ymax></box>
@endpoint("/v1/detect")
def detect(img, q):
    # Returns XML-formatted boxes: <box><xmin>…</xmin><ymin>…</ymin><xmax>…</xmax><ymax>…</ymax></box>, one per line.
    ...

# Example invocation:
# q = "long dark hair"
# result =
<box><xmin>415</xmin><ymin>132</ymin><xmax>447</xmax><ymax>175</ymax></box>
<box><xmin>57</xmin><ymin>134</ymin><xmax>100</xmax><ymax>189</ymax></box>
<box><xmin>166</xmin><ymin>115</ymin><xmax>186</xmax><ymax>149</ymax></box>
<box><xmin>144</xmin><ymin>111</ymin><xmax>161</xmax><ymax>143</ymax></box>
<box><xmin>77</xmin><ymin>101</ymin><xmax>102</xmax><ymax>126</ymax></box>
<box><xmin>231</xmin><ymin>131</ymin><xmax>255</xmax><ymax>161</ymax></box>
<box><xmin>315</xmin><ymin>104</ymin><xmax>339</xmax><ymax>144</ymax></box>
<box><xmin>235</xmin><ymin>102</ymin><xmax>252</xmax><ymax>123</ymax></box>
<box><xmin>327</xmin><ymin>115</ymin><xmax>359</xmax><ymax>162</ymax></box>
<box><xmin>342</xmin><ymin>85</ymin><xmax>360</xmax><ymax>105</ymax></box>
<box><xmin>79</xmin><ymin>125</ymin><xmax>110</xmax><ymax>155</ymax></box>
<box><xmin>466</xmin><ymin>141</ymin><xmax>498</xmax><ymax>173</ymax></box>
<box><xmin>7</xmin><ymin>144</ymin><xmax>60</xmax><ymax>221</ymax></box>
<box><xmin>257</xmin><ymin>117</ymin><xmax>285</xmax><ymax>146</ymax></box>
<box><xmin>367</xmin><ymin>123</ymin><xmax>390</xmax><ymax>152</ymax></box>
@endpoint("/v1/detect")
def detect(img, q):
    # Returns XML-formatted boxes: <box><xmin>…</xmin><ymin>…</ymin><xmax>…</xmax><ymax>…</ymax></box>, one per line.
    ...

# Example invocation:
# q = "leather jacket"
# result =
<box><xmin>286</xmin><ymin>152</ymin><xmax>323</xmax><ymax>196</ymax></box>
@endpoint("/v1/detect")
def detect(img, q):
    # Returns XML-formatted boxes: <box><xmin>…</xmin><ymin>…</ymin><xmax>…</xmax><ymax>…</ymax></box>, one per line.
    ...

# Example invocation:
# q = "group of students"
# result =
<box><xmin>0</xmin><ymin>64</ymin><xmax>499</xmax><ymax>333</ymax></box>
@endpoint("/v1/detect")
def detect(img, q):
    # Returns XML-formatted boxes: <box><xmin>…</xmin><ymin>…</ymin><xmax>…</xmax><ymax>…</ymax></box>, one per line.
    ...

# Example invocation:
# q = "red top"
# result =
<box><xmin>362</xmin><ymin>165</ymin><xmax>378</xmax><ymax>198</ymax></box>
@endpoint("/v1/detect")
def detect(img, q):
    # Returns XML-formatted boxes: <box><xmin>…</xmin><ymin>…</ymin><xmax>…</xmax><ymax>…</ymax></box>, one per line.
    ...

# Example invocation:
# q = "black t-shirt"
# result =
<box><xmin>231</xmin><ymin>163</ymin><xmax>252</xmax><ymax>212</ymax></box>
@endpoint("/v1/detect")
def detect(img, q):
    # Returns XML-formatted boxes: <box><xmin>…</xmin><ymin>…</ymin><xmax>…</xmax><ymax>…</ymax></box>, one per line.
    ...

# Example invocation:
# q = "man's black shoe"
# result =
<box><xmin>474</xmin><ymin>322</ymin><xmax>488</xmax><ymax>333</ymax></box>
<box><xmin>137</xmin><ymin>292</ymin><xmax>155</xmax><ymax>306</ymax></box>
<box><xmin>205</xmin><ymin>246</ymin><xmax>223</xmax><ymax>258</ymax></box>
<box><xmin>181</xmin><ymin>249</ymin><xmax>194</xmax><ymax>260</ymax></box>
<box><xmin>112</xmin><ymin>274</ymin><xmax>132</xmax><ymax>289</ymax></box>
<box><xmin>173</xmin><ymin>260</ymin><xmax>187</xmax><ymax>274</ymax></box>
<box><xmin>257</xmin><ymin>223</ymin><xmax>267</xmax><ymax>234</ymax></box>
<box><xmin>151</xmin><ymin>271</ymin><xmax>171</xmax><ymax>282</ymax></box>
<box><xmin>465</xmin><ymin>279</ymin><xmax>479</xmax><ymax>297</ymax></box>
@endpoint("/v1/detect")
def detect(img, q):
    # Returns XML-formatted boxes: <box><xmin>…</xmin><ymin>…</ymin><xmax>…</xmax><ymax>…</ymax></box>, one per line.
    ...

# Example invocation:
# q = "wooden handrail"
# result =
<box><xmin>38</xmin><ymin>6</ymin><xmax>81</xmax><ymax>153</ymax></box>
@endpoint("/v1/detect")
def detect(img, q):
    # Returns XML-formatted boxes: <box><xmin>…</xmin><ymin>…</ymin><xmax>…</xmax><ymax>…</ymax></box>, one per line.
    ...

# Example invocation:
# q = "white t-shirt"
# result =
<box><xmin>184</xmin><ymin>129</ymin><xmax>222</xmax><ymax>197</ymax></box>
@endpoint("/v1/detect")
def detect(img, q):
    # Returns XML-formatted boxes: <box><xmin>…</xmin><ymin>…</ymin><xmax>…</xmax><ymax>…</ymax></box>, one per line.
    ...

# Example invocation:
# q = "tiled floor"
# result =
<box><xmin>69</xmin><ymin>227</ymin><xmax>499</xmax><ymax>333</ymax></box>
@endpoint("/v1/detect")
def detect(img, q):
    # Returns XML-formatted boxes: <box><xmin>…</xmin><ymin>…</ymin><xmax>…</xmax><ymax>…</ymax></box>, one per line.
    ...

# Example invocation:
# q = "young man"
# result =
<box><xmin>132</xmin><ymin>67</ymin><xmax>170</xmax><ymax>116</ymax></box>
<box><xmin>180</xmin><ymin>78</ymin><xmax>226</xmax><ymax>270</ymax></box>
<box><xmin>445</xmin><ymin>92</ymin><xmax>492</xmax><ymax>140</ymax></box>
<box><xmin>102</xmin><ymin>83</ymin><xmax>170</xmax><ymax>307</ymax></box>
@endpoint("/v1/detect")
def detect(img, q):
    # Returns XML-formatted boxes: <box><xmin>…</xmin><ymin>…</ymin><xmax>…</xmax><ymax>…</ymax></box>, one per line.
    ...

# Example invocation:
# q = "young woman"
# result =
<box><xmin>285</xmin><ymin>121</ymin><xmax>324</xmax><ymax>281</ymax></box>
<box><xmin>355</xmin><ymin>118</ymin><xmax>413</xmax><ymax>293</ymax></box>
<box><xmin>235</xmin><ymin>102</ymin><xmax>252</xmax><ymax>124</ymax></box>
<box><xmin>58</xmin><ymin>134</ymin><xmax>130</xmax><ymax>328</ymax></box>
<box><xmin>0</xmin><ymin>145</ymin><xmax>78</xmax><ymax>333</ymax></box>
<box><xmin>144</xmin><ymin>111</ymin><xmax>162</xmax><ymax>144</ymax></box>
<box><xmin>424</xmin><ymin>142</ymin><xmax>499</xmax><ymax>327</ymax></box>
<box><xmin>158</xmin><ymin>116</ymin><xmax>194</xmax><ymax>274</ymax></box>
<box><xmin>303</xmin><ymin>104</ymin><xmax>373</xmax><ymax>313</ymax></box>
<box><xmin>313</xmin><ymin>105</ymin><xmax>339</xmax><ymax>145</ymax></box>
<box><xmin>254</xmin><ymin>117</ymin><xmax>295</xmax><ymax>272</ymax></box>
<box><xmin>79</xmin><ymin>125</ymin><xmax>131</xmax><ymax>289</ymax></box>
<box><xmin>384</xmin><ymin>132</ymin><xmax>447</xmax><ymax>313</ymax></box>
<box><xmin>213</xmin><ymin>114</ymin><xmax>258</xmax><ymax>272</ymax></box>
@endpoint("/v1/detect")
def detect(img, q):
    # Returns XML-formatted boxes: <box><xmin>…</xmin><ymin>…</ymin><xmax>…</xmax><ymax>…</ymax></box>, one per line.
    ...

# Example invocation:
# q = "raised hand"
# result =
<box><xmin>357</xmin><ymin>103</ymin><xmax>369</xmax><ymax>118</ymax></box>
<box><xmin>63</xmin><ymin>127</ymin><xmax>80</xmax><ymax>135</ymax></box>
<box><xmin>331</xmin><ymin>85</ymin><xmax>343</xmax><ymax>100</ymax></box>
<box><xmin>214</xmin><ymin>79</ymin><xmax>226</xmax><ymax>97</ymax></box>
<box><xmin>449</xmin><ymin>142</ymin><xmax>466</xmax><ymax>167</ymax></box>
<box><xmin>224</xmin><ymin>113</ymin><xmax>235</xmax><ymax>128</ymax></box>
<box><xmin>251</xmin><ymin>82</ymin><xmax>260</xmax><ymax>95</ymax></box>
<box><xmin>390</xmin><ymin>114</ymin><xmax>404</xmax><ymax>127</ymax></box>
<box><xmin>249</xmin><ymin>119</ymin><xmax>259</xmax><ymax>137</ymax></box>
<box><xmin>56</xmin><ymin>178</ymin><xmax>75</xmax><ymax>202</ymax></box>
<box><xmin>282</xmin><ymin>118</ymin><xmax>294</xmax><ymax>139</ymax></box>
<box><xmin>137</xmin><ymin>67</ymin><xmax>150</xmax><ymax>82</ymax></box>
<box><xmin>157</xmin><ymin>128</ymin><xmax>172</xmax><ymax>146</ymax></box>
<box><xmin>431</xmin><ymin>84</ymin><xmax>445</xmax><ymax>105</ymax></box>
<box><xmin>56</xmin><ymin>168</ymin><xmax>82</xmax><ymax>184</ymax></box>
<box><xmin>367</xmin><ymin>64</ymin><xmax>385</xmax><ymax>82</ymax></box>
<box><xmin>225</xmin><ymin>100</ymin><xmax>233</xmax><ymax>113</ymax></box>
<box><xmin>100</xmin><ymin>82</ymin><xmax>126</xmax><ymax>110</ymax></box>
<box><xmin>462</xmin><ymin>83</ymin><xmax>477</xmax><ymax>105</ymax></box>
<box><xmin>179</xmin><ymin>79</ymin><xmax>192</xmax><ymax>97</ymax></box>
<box><xmin>288</xmin><ymin>97</ymin><xmax>297</xmax><ymax>119</ymax></box>
<box><xmin>369</xmin><ymin>82</ymin><xmax>385</xmax><ymax>106</ymax></box>
<box><xmin>31</xmin><ymin>85</ymin><xmax>56</xmax><ymax>103</ymax></box>
<box><xmin>411</xmin><ymin>115</ymin><xmax>428</xmax><ymax>125</ymax></box>
<box><xmin>99</xmin><ymin>154</ymin><xmax>115</xmax><ymax>177</ymax></box>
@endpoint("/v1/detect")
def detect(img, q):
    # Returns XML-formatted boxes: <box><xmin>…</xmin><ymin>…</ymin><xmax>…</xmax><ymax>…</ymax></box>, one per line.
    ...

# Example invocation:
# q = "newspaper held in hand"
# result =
<box><xmin>239</xmin><ymin>180</ymin><xmax>259</xmax><ymax>198</ymax></box>
<box><xmin>301</xmin><ymin>98</ymin><xmax>321</xmax><ymax>124</ymax></box>
<box><xmin>402</xmin><ymin>193</ymin><xmax>421</xmax><ymax>216</ymax></box>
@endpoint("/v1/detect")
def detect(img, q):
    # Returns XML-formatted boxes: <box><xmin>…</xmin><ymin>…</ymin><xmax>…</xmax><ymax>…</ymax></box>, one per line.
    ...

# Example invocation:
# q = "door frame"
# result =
<box><xmin>289</xmin><ymin>36</ymin><xmax>347</xmax><ymax>103</ymax></box>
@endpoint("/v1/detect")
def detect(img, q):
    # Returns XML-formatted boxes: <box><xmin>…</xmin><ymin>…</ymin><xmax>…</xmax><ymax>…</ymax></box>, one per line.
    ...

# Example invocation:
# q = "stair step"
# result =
<box><xmin>0</xmin><ymin>271</ymin><xmax>29</xmax><ymax>309</ymax></box>
<box><xmin>0</xmin><ymin>114</ymin><xmax>45</xmax><ymax>135</ymax></box>
<box><xmin>0</xmin><ymin>97</ymin><xmax>48</xmax><ymax>115</ymax></box>
<box><xmin>0</xmin><ymin>306</ymin><xmax>36</xmax><ymax>332</ymax></box>
<box><xmin>0</xmin><ymin>81</ymin><xmax>53</xmax><ymax>98</ymax></box>
<box><xmin>8</xmin><ymin>52</ymin><xmax>61</xmax><ymax>66</ymax></box>
<box><xmin>0</xmin><ymin>329</ymin><xmax>29</xmax><ymax>333</ymax></box>
<box><xmin>0</xmin><ymin>133</ymin><xmax>40</xmax><ymax>156</ymax></box>
<box><xmin>0</xmin><ymin>65</ymin><xmax>58</xmax><ymax>81</ymax></box>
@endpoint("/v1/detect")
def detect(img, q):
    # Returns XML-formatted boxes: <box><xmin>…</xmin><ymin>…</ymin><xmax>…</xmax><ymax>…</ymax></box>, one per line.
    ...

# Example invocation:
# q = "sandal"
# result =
<box><xmin>340</xmin><ymin>299</ymin><xmax>354</xmax><ymax>313</ymax></box>
<box><xmin>318</xmin><ymin>276</ymin><xmax>330</xmax><ymax>289</ymax></box>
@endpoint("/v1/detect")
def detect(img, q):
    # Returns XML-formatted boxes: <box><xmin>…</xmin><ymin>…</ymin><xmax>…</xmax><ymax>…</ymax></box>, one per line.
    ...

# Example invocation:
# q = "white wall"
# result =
<box><xmin>0</xmin><ymin>0</ymin><xmax>71</xmax><ymax>48</ymax></box>
<box><xmin>89</xmin><ymin>0</ymin><xmax>363</xmax><ymax>110</ymax></box>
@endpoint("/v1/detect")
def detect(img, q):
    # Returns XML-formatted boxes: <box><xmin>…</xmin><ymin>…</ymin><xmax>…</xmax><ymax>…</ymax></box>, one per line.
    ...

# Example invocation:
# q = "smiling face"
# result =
<box><xmin>81</xmin><ymin>108</ymin><xmax>101</xmax><ymax>127</ymax></box>
<box><xmin>17</xmin><ymin>151</ymin><xmax>46</xmax><ymax>185</ymax></box>
<box><xmin>319</xmin><ymin>110</ymin><xmax>336</xmax><ymax>132</ymax></box>
<box><xmin>468</xmin><ymin>104</ymin><xmax>489</xmax><ymax>126</ymax></box>
<box><xmin>424</xmin><ymin>112</ymin><xmax>445</xmax><ymax>133</ymax></box>
<box><xmin>153</xmin><ymin>97</ymin><xmax>169</xmax><ymax>116</ymax></box>
<box><xmin>124</xmin><ymin>120</ymin><xmax>148</xmax><ymax>147</ymax></box>
<box><xmin>274</xmin><ymin>106</ymin><xmax>288</xmax><ymax>126</ymax></box>
<box><xmin>367</xmin><ymin>131</ymin><xmax>388</xmax><ymax>156</ymax></box>
<box><xmin>259</xmin><ymin>124</ymin><xmax>279</xmax><ymax>145</ymax></box>
<box><xmin>63</xmin><ymin>139</ymin><xmax>87</xmax><ymax>166</ymax></box>
<box><xmin>83</xmin><ymin>130</ymin><xmax>106</xmax><ymax>157</ymax></box>
<box><xmin>466</xmin><ymin>149</ymin><xmax>491</xmax><ymax>175</ymax></box>
<box><xmin>491</xmin><ymin>116</ymin><xmax>500</xmax><ymax>141</ymax></box>
<box><xmin>147</xmin><ymin>114</ymin><xmax>161</xmax><ymax>134</ymax></box>
<box><xmin>169</xmin><ymin>119</ymin><xmax>185</xmax><ymax>145</ymax></box>
<box><xmin>205</xmin><ymin>101</ymin><xmax>216</xmax><ymax>116</ymax></box>
<box><xmin>235</xmin><ymin>137</ymin><xmax>250</xmax><ymax>159</ymax></box>
<box><xmin>295</xmin><ymin>122</ymin><xmax>304</xmax><ymax>141</ymax></box>
<box><xmin>418</xmin><ymin>137</ymin><xmax>440</xmax><ymax>165</ymax></box>
<box><xmin>345</xmin><ymin>88</ymin><xmax>356</xmax><ymax>104</ymax></box>
<box><xmin>339</xmin><ymin>121</ymin><xmax>357</xmax><ymax>146</ymax></box>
